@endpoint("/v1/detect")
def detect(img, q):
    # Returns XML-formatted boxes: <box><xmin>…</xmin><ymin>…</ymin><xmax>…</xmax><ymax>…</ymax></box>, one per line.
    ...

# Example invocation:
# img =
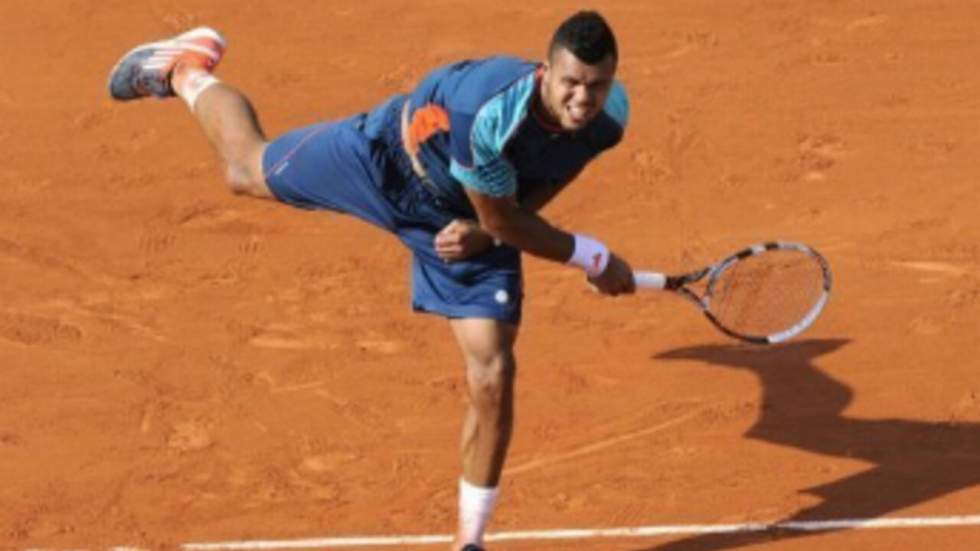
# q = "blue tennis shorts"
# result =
<box><xmin>262</xmin><ymin>115</ymin><xmax>523</xmax><ymax>324</ymax></box>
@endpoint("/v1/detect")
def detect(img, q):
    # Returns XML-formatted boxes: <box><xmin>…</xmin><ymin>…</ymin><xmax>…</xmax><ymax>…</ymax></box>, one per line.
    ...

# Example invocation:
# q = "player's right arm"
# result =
<box><xmin>464</xmin><ymin>186</ymin><xmax>634</xmax><ymax>295</ymax></box>
<box><xmin>464</xmin><ymin>187</ymin><xmax>571</xmax><ymax>261</ymax></box>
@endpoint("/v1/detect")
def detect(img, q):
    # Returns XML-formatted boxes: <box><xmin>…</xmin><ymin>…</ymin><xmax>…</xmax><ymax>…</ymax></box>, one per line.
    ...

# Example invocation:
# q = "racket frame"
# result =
<box><xmin>634</xmin><ymin>241</ymin><xmax>832</xmax><ymax>344</ymax></box>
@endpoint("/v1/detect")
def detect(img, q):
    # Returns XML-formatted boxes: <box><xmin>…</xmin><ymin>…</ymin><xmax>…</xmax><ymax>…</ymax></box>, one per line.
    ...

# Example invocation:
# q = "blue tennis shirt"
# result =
<box><xmin>263</xmin><ymin>56</ymin><xmax>628</xmax><ymax>323</ymax></box>
<box><xmin>366</xmin><ymin>56</ymin><xmax>628</xmax><ymax>215</ymax></box>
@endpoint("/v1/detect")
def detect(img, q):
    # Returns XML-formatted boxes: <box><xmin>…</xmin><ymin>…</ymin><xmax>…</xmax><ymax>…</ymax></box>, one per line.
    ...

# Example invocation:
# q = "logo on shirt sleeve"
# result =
<box><xmin>407</xmin><ymin>104</ymin><xmax>451</xmax><ymax>154</ymax></box>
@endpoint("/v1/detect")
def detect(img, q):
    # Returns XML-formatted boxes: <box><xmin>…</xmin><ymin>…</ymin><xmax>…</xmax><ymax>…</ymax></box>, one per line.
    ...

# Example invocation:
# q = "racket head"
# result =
<box><xmin>702</xmin><ymin>242</ymin><xmax>832</xmax><ymax>344</ymax></box>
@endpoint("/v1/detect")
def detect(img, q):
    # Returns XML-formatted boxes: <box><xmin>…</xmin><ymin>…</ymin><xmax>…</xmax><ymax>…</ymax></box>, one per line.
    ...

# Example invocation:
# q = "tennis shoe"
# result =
<box><xmin>461</xmin><ymin>545</ymin><xmax>485</xmax><ymax>551</ymax></box>
<box><xmin>108</xmin><ymin>26</ymin><xmax>226</xmax><ymax>101</ymax></box>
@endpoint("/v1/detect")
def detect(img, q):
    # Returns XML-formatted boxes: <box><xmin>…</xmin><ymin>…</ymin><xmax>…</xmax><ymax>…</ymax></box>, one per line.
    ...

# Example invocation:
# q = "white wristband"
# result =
<box><xmin>567</xmin><ymin>234</ymin><xmax>610</xmax><ymax>277</ymax></box>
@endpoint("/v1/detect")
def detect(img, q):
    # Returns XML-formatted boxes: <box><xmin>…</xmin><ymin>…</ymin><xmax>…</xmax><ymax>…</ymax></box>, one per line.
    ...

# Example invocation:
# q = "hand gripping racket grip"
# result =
<box><xmin>633</xmin><ymin>271</ymin><xmax>667</xmax><ymax>290</ymax></box>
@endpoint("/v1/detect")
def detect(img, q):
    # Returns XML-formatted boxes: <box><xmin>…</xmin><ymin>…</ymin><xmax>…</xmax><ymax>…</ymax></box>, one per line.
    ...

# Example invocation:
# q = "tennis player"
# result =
<box><xmin>108</xmin><ymin>10</ymin><xmax>635</xmax><ymax>550</ymax></box>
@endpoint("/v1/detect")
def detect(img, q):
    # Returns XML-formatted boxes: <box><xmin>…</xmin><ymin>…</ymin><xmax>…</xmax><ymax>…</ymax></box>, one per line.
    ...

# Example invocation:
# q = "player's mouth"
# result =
<box><xmin>566</xmin><ymin>104</ymin><xmax>591</xmax><ymax>125</ymax></box>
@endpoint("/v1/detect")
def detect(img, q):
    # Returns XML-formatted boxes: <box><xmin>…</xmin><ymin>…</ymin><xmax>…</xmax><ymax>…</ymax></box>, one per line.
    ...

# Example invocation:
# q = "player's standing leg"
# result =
<box><xmin>449</xmin><ymin>318</ymin><xmax>518</xmax><ymax>551</ymax></box>
<box><xmin>107</xmin><ymin>27</ymin><xmax>273</xmax><ymax>199</ymax></box>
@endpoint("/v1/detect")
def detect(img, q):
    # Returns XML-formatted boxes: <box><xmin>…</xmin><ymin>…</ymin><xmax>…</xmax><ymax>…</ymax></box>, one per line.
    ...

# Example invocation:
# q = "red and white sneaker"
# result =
<box><xmin>107</xmin><ymin>26</ymin><xmax>226</xmax><ymax>101</ymax></box>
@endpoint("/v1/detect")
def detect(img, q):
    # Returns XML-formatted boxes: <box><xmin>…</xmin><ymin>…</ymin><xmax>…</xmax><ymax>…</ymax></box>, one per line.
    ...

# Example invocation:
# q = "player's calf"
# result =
<box><xmin>185</xmin><ymin>84</ymin><xmax>273</xmax><ymax>199</ymax></box>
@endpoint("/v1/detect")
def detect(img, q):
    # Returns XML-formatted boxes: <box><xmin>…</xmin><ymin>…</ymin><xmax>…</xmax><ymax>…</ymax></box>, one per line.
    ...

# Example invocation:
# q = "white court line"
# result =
<box><xmin>178</xmin><ymin>514</ymin><xmax>980</xmax><ymax>550</ymax></box>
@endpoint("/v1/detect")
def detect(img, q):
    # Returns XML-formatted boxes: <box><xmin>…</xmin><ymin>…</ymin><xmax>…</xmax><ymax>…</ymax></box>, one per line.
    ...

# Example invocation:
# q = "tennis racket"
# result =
<box><xmin>634</xmin><ymin>241</ymin><xmax>832</xmax><ymax>344</ymax></box>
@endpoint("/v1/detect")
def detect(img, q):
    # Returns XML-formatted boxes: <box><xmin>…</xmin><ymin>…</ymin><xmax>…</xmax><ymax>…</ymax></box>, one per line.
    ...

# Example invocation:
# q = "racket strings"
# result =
<box><xmin>708</xmin><ymin>250</ymin><xmax>826</xmax><ymax>338</ymax></box>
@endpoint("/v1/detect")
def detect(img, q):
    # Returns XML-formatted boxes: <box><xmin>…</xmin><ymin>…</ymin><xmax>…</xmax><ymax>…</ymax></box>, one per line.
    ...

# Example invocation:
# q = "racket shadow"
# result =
<box><xmin>631</xmin><ymin>338</ymin><xmax>980</xmax><ymax>551</ymax></box>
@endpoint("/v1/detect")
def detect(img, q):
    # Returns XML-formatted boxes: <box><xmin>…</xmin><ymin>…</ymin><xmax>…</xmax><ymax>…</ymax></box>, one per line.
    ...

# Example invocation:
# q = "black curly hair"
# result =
<box><xmin>548</xmin><ymin>11</ymin><xmax>618</xmax><ymax>65</ymax></box>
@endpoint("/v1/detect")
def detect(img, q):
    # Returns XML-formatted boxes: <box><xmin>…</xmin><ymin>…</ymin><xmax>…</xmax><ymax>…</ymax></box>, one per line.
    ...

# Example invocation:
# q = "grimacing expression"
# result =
<box><xmin>540</xmin><ymin>46</ymin><xmax>616</xmax><ymax>131</ymax></box>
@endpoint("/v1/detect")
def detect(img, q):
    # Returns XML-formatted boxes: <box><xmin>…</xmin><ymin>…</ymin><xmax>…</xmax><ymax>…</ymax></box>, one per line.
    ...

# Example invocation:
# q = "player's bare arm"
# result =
<box><xmin>434</xmin><ymin>181</ymin><xmax>569</xmax><ymax>262</ymax></box>
<box><xmin>465</xmin><ymin>186</ymin><xmax>572</xmax><ymax>261</ymax></box>
<box><xmin>465</xmin><ymin>186</ymin><xmax>635</xmax><ymax>295</ymax></box>
<box><xmin>519</xmin><ymin>179</ymin><xmax>570</xmax><ymax>213</ymax></box>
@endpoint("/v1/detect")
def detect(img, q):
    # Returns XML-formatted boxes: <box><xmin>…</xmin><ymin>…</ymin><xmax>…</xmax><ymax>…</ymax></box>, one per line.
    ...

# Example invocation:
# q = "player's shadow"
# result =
<box><xmin>631</xmin><ymin>338</ymin><xmax>980</xmax><ymax>551</ymax></box>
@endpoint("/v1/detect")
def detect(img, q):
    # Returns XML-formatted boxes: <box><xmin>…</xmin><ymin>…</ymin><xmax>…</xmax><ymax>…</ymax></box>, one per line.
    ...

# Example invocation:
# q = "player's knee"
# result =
<box><xmin>465</xmin><ymin>351</ymin><xmax>516</xmax><ymax>410</ymax></box>
<box><xmin>224</xmin><ymin>164</ymin><xmax>253</xmax><ymax>195</ymax></box>
<box><xmin>222</xmin><ymin>142</ymin><xmax>271</xmax><ymax>198</ymax></box>
<box><xmin>225</xmin><ymin>161</ymin><xmax>270</xmax><ymax>198</ymax></box>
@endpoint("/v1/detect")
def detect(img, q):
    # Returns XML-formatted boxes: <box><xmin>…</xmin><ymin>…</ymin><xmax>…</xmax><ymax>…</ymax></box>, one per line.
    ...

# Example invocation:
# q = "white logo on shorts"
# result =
<box><xmin>494</xmin><ymin>290</ymin><xmax>510</xmax><ymax>304</ymax></box>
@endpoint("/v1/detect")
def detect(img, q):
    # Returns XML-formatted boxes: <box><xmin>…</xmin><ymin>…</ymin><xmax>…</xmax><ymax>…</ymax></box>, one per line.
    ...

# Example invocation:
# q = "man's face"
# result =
<box><xmin>540</xmin><ymin>46</ymin><xmax>616</xmax><ymax>131</ymax></box>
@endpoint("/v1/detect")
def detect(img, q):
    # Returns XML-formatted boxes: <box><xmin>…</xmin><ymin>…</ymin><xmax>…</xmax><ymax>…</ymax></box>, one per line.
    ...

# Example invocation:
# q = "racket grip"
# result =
<box><xmin>633</xmin><ymin>271</ymin><xmax>668</xmax><ymax>290</ymax></box>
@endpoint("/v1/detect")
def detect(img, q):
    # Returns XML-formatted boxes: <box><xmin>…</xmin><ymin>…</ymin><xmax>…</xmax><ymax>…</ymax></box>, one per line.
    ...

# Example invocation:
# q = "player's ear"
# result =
<box><xmin>539</xmin><ymin>59</ymin><xmax>552</xmax><ymax>80</ymax></box>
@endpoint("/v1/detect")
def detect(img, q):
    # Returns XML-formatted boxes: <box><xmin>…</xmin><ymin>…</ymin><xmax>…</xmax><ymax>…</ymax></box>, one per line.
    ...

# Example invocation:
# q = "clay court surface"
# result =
<box><xmin>3</xmin><ymin>1</ymin><xmax>980</xmax><ymax>549</ymax></box>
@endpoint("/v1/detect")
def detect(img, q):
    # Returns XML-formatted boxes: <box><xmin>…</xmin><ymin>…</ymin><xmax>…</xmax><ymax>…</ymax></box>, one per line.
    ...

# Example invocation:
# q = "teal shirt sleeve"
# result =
<box><xmin>449</xmin><ymin>118</ymin><xmax>518</xmax><ymax>197</ymax></box>
<box><xmin>604</xmin><ymin>80</ymin><xmax>629</xmax><ymax>130</ymax></box>
<box><xmin>449</xmin><ymin>72</ymin><xmax>536</xmax><ymax>197</ymax></box>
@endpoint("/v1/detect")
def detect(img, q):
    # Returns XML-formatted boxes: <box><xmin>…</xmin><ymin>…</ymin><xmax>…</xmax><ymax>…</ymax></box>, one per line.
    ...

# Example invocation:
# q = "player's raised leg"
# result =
<box><xmin>449</xmin><ymin>318</ymin><xmax>519</xmax><ymax>551</ymax></box>
<box><xmin>107</xmin><ymin>27</ymin><xmax>273</xmax><ymax>199</ymax></box>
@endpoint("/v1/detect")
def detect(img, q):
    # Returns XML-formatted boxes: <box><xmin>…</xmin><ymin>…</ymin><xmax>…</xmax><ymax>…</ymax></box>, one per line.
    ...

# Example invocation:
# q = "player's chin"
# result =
<box><xmin>562</xmin><ymin>107</ymin><xmax>596</xmax><ymax>129</ymax></box>
<box><xmin>561</xmin><ymin>115</ymin><xmax>590</xmax><ymax>131</ymax></box>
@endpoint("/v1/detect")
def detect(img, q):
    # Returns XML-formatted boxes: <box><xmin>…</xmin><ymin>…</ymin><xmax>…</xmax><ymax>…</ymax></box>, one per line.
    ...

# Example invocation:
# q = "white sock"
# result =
<box><xmin>458</xmin><ymin>478</ymin><xmax>499</xmax><ymax>546</ymax></box>
<box><xmin>174</xmin><ymin>68</ymin><xmax>221</xmax><ymax>111</ymax></box>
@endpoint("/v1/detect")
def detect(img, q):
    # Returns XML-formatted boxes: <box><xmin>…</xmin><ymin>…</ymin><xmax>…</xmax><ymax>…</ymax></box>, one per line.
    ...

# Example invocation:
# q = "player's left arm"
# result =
<box><xmin>433</xmin><ymin>180</ymin><xmax>570</xmax><ymax>262</ymax></box>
